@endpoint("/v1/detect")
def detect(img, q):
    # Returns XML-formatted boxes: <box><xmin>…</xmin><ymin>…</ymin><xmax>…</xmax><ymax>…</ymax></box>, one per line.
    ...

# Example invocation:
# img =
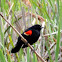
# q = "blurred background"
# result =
<box><xmin>0</xmin><ymin>0</ymin><xmax>62</xmax><ymax>62</ymax></box>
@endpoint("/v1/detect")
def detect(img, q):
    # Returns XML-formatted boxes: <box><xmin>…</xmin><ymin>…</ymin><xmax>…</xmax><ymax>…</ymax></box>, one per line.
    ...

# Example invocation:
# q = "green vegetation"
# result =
<box><xmin>0</xmin><ymin>0</ymin><xmax>62</xmax><ymax>62</ymax></box>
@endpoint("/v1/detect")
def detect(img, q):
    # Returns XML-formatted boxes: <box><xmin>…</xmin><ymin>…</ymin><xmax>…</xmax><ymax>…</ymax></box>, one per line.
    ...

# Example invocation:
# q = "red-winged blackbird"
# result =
<box><xmin>11</xmin><ymin>24</ymin><xmax>42</xmax><ymax>53</ymax></box>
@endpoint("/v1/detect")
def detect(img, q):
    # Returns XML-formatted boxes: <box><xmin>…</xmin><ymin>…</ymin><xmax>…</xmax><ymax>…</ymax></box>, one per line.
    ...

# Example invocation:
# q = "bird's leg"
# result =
<box><xmin>25</xmin><ymin>41</ymin><xmax>28</xmax><ymax>45</ymax></box>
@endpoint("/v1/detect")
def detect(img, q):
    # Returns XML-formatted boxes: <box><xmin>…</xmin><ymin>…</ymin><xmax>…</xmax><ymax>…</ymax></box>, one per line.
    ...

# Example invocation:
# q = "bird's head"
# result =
<box><xmin>31</xmin><ymin>24</ymin><xmax>43</xmax><ymax>31</ymax></box>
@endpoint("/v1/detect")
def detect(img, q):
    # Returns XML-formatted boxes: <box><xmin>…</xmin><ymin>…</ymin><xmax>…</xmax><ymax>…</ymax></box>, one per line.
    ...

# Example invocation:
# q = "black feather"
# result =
<box><xmin>11</xmin><ymin>24</ymin><xmax>42</xmax><ymax>53</ymax></box>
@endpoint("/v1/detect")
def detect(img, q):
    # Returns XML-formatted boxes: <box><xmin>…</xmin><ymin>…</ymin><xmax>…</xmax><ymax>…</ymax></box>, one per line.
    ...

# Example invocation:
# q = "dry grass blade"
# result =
<box><xmin>17</xmin><ymin>12</ymin><xmax>45</xmax><ymax>22</ymax></box>
<box><xmin>0</xmin><ymin>13</ymin><xmax>46</xmax><ymax>62</ymax></box>
<box><xmin>21</xmin><ymin>7</ymin><xmax>26</xmax><ymax>29</ymax></box>
<box><xmin>44</xmin><ymin>42</ymin><xmax>56</xmax><ymax>59</ymax></box>
<box><xmin>43</xmin><ymin>30</ymin><xmax>62</xmax><ymax>36</ymax></box>
<box><xmin>59</xmin><ymin>47</ymin><xmax>62</xmax><ymax>62</ymax></box>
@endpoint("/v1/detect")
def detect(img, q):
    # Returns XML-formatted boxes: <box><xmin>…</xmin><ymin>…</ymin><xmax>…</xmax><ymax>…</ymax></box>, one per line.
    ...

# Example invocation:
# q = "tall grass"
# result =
<box><xmin>0</xmin><ymin>0</ymin><xmax>62</xmax><ymax>62</ymax></box>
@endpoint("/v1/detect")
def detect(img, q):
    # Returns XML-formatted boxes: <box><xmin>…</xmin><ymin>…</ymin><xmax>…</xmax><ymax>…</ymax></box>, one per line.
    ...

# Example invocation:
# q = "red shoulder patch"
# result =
<box><xmin>24</xmin><ymin>30</ymin><xmax>32</xmax><ymax>36</ymax></box>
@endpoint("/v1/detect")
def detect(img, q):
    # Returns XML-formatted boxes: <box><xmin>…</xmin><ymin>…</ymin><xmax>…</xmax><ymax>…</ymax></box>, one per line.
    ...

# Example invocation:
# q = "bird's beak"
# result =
<box><xmin>41</xmin><ymin>27</ymin><xmax>44</xmax><ymax>29</ymax></box>
<box><xmin>42</xmin><ymin>27</ymin><xmax>44</xmax><ymax>28</ymax></box>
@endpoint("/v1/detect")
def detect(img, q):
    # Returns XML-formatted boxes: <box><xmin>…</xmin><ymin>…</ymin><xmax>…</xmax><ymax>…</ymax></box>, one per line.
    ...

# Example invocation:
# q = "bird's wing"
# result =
<box><xmin>24</xmin><ymin>30</ymin><xmax>32</xmax><ymax>36</ymax></box>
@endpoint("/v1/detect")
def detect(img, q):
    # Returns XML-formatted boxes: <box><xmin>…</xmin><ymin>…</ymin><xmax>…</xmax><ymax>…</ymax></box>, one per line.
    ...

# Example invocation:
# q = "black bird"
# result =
<box><xmin>11</xmin><ymin>24</ymin><xmax>42</xmax><ymax>53</ymax></box>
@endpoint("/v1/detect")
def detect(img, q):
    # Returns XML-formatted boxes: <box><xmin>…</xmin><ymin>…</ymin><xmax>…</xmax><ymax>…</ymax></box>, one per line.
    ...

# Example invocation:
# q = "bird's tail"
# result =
<box><xmin>11</xmin><ymin>45</ymin><xmax>21</xmax><ymax>53</ymax></box>
<box><xmin>11</xmin><ymin>36</ymin><xmax>22</xmax><ymax>53</ymax></box>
